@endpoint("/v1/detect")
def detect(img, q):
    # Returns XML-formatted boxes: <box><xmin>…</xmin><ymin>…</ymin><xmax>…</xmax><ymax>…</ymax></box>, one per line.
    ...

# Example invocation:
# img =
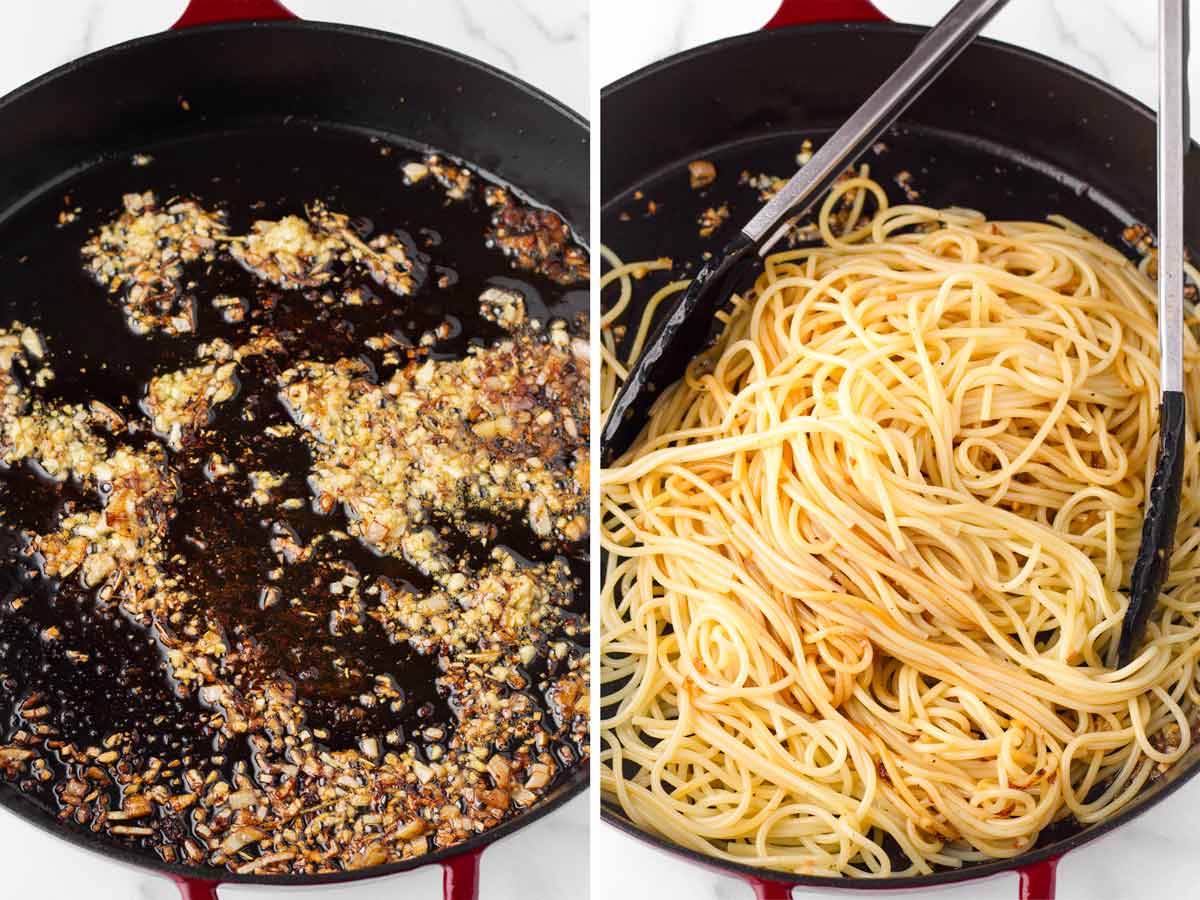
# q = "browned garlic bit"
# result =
<box><xmin>80</xmin><ymin>191</ymin><xmax>225</xmax><ymax>335</ymax></box>
<box><xmin>487</xmin><ymin>199</ymin><xmax>589</xmax><ymax>286</ymax></box>
<box><xmin>688</xmin><ymin>159</ymin><xmax>717</xmax><ymax>190</ymax></box>
<box><xmin>423</xmin><ymin>154</ymin><xmax>472</xmax><ymax>200</ymax></box>
<box><xmin>3</xmin><ymin>402</ymin><xmax>104</xmax><ymax>481</ymax></box>
<box><xmin>739</xmin><ymin>169</ymin><xmax>790</xmax><ymax>203</ymax></box>
<box><xmin>229</xmin><ymin>213</ymin><xmax>342</xmax><ymax>289</ymax></box>
<box><xmin>35</xmin><ymin>446</ymin><xmax>177</xmax><ymax>590</ymax></box>
<box><xmin>478</xmin><ymin>286</ymin><xmax>527</xmax><ymax>331</ymax></box>
<box><xmin>0</xmin><ymin>324</ymin><xmax>105</xmax><ymax>481</ymax></box>
<box><xmin>376</xmin><ymin>549</ymin><xmax>573</xmax><ymax>656</ymax></box>
<box><xmin>894</xmin><ymin>169</ymin><xmax>921</xmax><ymax>201</ymax></box>
<box><xmin>280</xmin><ymin>329</ymin><xmax>588</xmax><ymax>554</ymax></box>
<box><xmin>205</xmin><ymin>452</ymin><xmax>238</xmax><ymax>480</ymax></box>
<box><xmin>89</xmin><ymin>399</ymin><xmax>126</xmax><ymax>434</ymax></box>
<box><xmin>401</xmin><ymin>161</ymin><xmax>430</xmax><ymax>184</ymax></box>
<box><xmin>211</xmin><ymin>294</ymin><xmax>247</xmax><ymax>324</ymax></box>
<box><xmin>198</xmin><ymin>332</ymin><xmax>284</xmax><ymax>364</ymax></box>
<box><xmin>796</xmin><ymin>138</ymin><xmax>814</xmax><ymax>165</ymax></box>
<box><xmin>247</xmin><ymin>469</ymin><xmax>286</xmax><ymax>506</ymax></box>
<box><xmin>375</xmin><ymin>546</ymin><xmax>589</xmax><ymax>778</ymax></box>
<box><xmin>229</xmin><ymin>203</ymin><xmax>414</xmax><ymax>296</ymax></box>
<box><xmin>740</xmin><ymin>163</ymin><xmax>882</xmax><ymax>245</ymax></box>
<box><xmin>143</xmin><ymin>361</ymin><xmax>238</xmax><ymax>451</ymax></box>
<box><xmin>698</xmin><ymin>203</ymin><xmax>730</xmax><ymax>238</ymax></box>
<box><xmin>484</xmin><ymin>186</ymin><xmax>509</xmax><ymax>208</ymax></box>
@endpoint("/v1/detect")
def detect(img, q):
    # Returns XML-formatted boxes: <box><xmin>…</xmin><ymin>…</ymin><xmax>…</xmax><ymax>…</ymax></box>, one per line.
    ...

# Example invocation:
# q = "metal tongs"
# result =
<box><xmin>600</xmin><ymin>0</ymin><xmax>1010</xmax><ymax>464</ymax></box>
<box><xmin>1118</xmin><ymin>0</ymin><xmax>1191</xmax><ymax>667</ymax></box>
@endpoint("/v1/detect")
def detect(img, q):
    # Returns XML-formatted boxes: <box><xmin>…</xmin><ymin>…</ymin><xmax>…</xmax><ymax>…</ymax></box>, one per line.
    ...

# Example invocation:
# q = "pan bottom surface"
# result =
<box><xmin>0</xmin><ymin>121</ymin><xmax>589</xmax><ymax>879</ymax></box>
<box><xmin>603</xmin><ymin>124</ymin><xmax>1142</xmax><ymax>281</ymax></box>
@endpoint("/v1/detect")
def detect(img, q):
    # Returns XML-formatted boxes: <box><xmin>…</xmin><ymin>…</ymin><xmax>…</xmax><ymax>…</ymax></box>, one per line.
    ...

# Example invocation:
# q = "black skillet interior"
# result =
<box><xmin>0</xmin><ymin>21</ymin><xmax>588</xmax><ymax>887</ymax></box>
<box><xmin>601</xmin><ymin>22</ymin><xmax>1200</xmax><ymax>890</ymax></box>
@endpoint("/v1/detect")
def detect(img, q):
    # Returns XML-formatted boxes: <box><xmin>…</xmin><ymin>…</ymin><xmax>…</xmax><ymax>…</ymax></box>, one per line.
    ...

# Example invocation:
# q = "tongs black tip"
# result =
<box><xmin>1117</xmin><ymin>0</ymin><xmax>1188</xmax><ymax>670</ymax></box>
<box><xmin>1117</xmin><ymin>390</ymin><xmax>1187</xmax><ymax>668</ymax></box>
<box><xmin>600</xmin><ymin>234</ymin><xmax>757</xmax><ymax>467</ymax></box>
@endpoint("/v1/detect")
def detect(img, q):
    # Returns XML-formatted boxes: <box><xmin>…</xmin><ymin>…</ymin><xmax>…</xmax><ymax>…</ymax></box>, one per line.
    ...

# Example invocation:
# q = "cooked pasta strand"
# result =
<box><xmin>600</xmin><ymin>179</ymin><xmax>1200</xmax><ymax>878</ymax></box>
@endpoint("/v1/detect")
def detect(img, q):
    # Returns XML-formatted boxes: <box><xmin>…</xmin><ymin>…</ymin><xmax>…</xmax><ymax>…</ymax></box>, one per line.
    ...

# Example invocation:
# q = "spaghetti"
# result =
<box><xmin>600</xmin><ymin>177</ymin><xmax>1200</xmax><ymax>876</ymax></box>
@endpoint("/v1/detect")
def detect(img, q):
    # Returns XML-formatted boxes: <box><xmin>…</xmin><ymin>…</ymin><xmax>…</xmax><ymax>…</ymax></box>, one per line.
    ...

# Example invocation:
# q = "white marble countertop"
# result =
<box><xmin>595</xmin><ymin>2</ymin><xmax>1200</xmax><ymax>900</ymax></box>
<box><xmin>0</xmin><ymin>2</ymin><xmax>587</xmax><ymax>899</ymax></box>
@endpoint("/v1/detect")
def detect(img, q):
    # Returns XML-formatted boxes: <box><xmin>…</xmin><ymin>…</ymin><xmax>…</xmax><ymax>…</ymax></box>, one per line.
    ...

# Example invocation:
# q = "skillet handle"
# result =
<box><xmin>746</xmin><ymin>876</ymin><xmax>792</xmax><ymax>898</ymax></box>
<box><xmin>173</xmin><ymin>0</ymin><xmax>297</xmax><ymax>29</ymax></box>
<box><xmin>170</xmin><ymin>876</ymin><xmax>220</xmax><ymax>899</ymax></box>
<box><xmin>1018</xmin><ymin>857</ymin><xmax>1059</xmax><ymax>900</ymax></box>
<box><xmin>765</xmin><ymin>0</ymin><xmax>889</xmax><ymax>28</ymax></box>
<box><xmin>442</xmin><ymin>847</ymin><xmax>484</xmax><ymax>900</ymax></box>
<box><xmin>743</xmin><ymin>857</ymin><xmax>1058</xmax><ymax>898</ymax></box>
<box><xmin>166</xmin><ymin>851</ymin><xmax>483</xmax><ymax>897</ymax></box>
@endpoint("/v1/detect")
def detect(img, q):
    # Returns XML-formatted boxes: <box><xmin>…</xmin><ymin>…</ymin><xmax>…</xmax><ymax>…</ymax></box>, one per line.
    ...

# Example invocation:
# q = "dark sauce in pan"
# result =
<box><xmin>0</xmin><ymin>123</ymin><xmax>588</xmax><ymax>866</ymax></box>
<box><xmin>603</xmin><ymin>125</ymin><xmax>1145</xmax><ymax>293</ymax></box>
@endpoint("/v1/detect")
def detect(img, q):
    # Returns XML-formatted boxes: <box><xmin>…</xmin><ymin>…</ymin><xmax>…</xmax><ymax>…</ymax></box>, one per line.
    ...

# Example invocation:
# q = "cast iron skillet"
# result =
<box><xmin>600</xmin><ymin>1</ymin><xmax>1200</xmax><ymax>898</ymax></box>
<box><xmin>0</xmin><ymin>1</ymin><xmax>588</xmax><ymax>898</ymax></box>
